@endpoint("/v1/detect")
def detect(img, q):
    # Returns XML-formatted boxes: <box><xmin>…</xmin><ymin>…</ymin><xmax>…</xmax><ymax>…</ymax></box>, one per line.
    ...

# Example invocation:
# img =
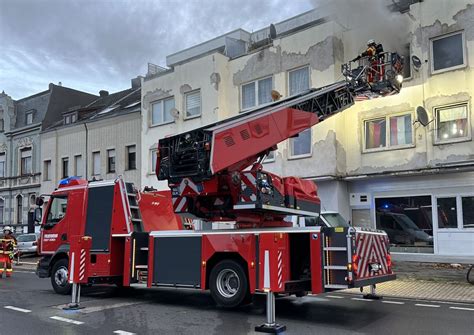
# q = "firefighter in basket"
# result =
<box><xmin>0</xmin><ymin>226</ymin><xmax>17</xmax><ymax>278</ymax></box>
<box><xmin>352</xmin><ymin>39</ymin><xmax>385</xmax><ymax>83</ymax></box>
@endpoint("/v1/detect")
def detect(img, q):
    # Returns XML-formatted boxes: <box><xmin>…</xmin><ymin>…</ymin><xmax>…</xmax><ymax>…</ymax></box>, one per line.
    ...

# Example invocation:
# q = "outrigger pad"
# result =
<box><xmin>255</xmin><ymin>324</ymin><xmax>287</xmax><ymax>334</ymax></box>
<box><xmin>363</xmin><ymin>294</ymin><xmax>383</xmax><ymax>300</ymax></box>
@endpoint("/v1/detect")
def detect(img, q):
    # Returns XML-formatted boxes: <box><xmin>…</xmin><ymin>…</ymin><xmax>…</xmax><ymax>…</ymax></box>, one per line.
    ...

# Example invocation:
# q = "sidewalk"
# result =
<box><xmin>345</xmin><ymin>261</ymin><xmax>474</xmax><ymax>304</ymax></box>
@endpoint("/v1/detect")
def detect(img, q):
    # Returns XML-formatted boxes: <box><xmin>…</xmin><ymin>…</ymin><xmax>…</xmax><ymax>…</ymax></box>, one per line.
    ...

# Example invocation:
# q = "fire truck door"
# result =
<box><xmin>84</xmin><ymin>185</ymin><xmax>115</xmax><ymax>251</ymax></box>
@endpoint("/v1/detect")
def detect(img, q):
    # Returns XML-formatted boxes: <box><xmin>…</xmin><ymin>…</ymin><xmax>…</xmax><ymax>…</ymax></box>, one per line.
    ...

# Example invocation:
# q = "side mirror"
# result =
<box><xmin>34</xmin><ymin>208</ymin><xmax>42</xmax><ymax>223</ymax></box>
<box><xmin>36</xmin><ymin>197</ymin><xmax>44</xmax><ymax>206</ymax></box>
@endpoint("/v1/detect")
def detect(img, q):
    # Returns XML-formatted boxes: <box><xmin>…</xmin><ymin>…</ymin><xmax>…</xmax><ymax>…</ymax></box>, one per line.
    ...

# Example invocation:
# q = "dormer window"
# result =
<box><xmin>64</xmin><ymin>112</ymin><xmax>77</xmax><ymax>125</ymax></box>
<box><xmin>26</xmin><ymin>111</ymin><xmax>33</xmax><ymax>125</ymax></box>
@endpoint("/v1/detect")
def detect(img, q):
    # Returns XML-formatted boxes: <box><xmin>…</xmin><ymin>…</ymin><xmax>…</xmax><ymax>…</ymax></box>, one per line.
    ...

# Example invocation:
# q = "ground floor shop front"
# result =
<box><xmin>316</xmin><ymin>171</ymin><xmax>474</xmax><ymax>259</ymax></box>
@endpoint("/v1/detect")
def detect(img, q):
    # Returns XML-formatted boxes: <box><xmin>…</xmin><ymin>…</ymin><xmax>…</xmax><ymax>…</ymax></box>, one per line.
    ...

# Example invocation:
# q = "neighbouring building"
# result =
<box><xmin>141</xmin><ymin>1</ymin><xmax>473</xmax><ymax>260</ymax></box>
<box><xmin>0</xmin><ymin>84</ymin><xmax>97</xmax><ymax>233</ymax></box>
<box><xmin>40</xmin><ymin>78</ymin><xmax>142</xmax><ymax>198</ymax></box>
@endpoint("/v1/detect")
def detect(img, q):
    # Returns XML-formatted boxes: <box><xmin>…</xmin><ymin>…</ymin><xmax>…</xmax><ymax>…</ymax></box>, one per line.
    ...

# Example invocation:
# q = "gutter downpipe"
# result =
<box><xmin>84</xmin><ymin>123</ymin><xmax>88</xmax><ymax>179</ymax></box>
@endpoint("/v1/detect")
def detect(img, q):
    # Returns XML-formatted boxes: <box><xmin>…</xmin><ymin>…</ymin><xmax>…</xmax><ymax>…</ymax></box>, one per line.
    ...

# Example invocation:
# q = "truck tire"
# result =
<box><xmin>51</xmin><ymin>258</ymin><xmax>71</xmax><ymax>295</ymax></box>
<box><xmin>209</xmin><ymin>260</ymin><xmax>249</xmax><ymax>308</ymax></box>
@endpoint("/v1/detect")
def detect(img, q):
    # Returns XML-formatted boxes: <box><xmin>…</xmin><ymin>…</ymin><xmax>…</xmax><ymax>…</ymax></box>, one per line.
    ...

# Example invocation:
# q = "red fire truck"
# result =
<box><xmin>36</xmin><ymin>56</ymin><xmax>402</xmax><ymax>310</ymax></box>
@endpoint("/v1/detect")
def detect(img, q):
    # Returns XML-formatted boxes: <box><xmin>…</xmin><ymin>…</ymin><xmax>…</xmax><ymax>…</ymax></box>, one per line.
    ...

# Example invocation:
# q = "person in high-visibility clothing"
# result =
<box><xmin>352</xmin><ymin>39</ymin><xmax>385</xmax><ymax>83</ymax></box>
<box><xmin>0</xmin><ymin>226</ymin><xmax>17</xmax><ymax>278</ymax></box>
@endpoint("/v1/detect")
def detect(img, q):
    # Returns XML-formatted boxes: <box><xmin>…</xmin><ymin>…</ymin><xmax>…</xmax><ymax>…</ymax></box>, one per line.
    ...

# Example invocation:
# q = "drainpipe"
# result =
<box><xmin>84</xmin><ymin>123</ymin><xmax>88</xmax><ymax>179</ymax></box>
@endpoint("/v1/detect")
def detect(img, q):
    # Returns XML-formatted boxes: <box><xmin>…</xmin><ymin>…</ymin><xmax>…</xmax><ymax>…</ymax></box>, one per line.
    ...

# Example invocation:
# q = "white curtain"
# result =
<box><xmin>289</xmin><ymin>67</ymin><xmax>309</xmax><ymax>96</ymax></box>
<box><xmin>242</xmin><ymin>82</ymin><xmax>255</xmax><ymax>110</ymax></box>
<box><xmin>258</xmin><ymin>77</ymin><xmax>272</xmax><ymax>105</ymax></box>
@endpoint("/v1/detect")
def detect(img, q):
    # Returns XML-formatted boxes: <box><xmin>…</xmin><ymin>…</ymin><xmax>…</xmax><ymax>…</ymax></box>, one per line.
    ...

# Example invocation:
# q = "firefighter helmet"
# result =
<box><xmin>367</xmin><ymin>39</ymin><xmax>376</xmax><ymax>46</ymax></box>
<box><xmin>3</xmin><ymin>226</ymin><xmax>12</xmax><ymax>233</ymax></box>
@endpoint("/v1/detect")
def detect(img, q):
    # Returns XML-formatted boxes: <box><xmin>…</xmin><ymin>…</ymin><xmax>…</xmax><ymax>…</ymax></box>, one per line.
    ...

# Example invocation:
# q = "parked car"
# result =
<box><xmin>16</xmin><ymin>233</ymin><xmax>40</xmax><ymax>255</ymax></box>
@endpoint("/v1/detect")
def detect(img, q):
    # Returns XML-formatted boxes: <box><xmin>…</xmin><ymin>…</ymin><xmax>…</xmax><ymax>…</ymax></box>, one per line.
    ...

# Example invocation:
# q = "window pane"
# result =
<box><xmin>389</xmin><ymin>114</ymin><xmax>412</xmax><ymax>146</ymax></box>
<box><xmin>127</xmin><ymin>145</ymin><xmax>136</xmax><ymax>170</ymax></box>
<box><xmin>242</xmin><ymin>82</ymin><xmax>256</xmax><ymax>110</ymax></box>
<box><xmin>264</xmin><ymin>150</ymin><xmax>275</xmax><ymax>162</ymax></box>
<box><xmin>44</xmin><ymin>160</ymin><xmax>51</xmax><ymax>180</ymax></box>
<box><xmin>186</xmin><ymin>91</ymin><xmax>201</xmax><ymax>118</ymax></box>
<box><xmin>437</xmin><ymin>197</ymin><xmax>458</xmax><ymax>228</ymax></box>
<box><xmin>62</xmin><ymin>158</ymin><xmax>68</xmax><ymax>178</ymax></box>
<box><xmin>93</xmin><ymin>152</ymin><xmax>100</xmax><ymax>175</ymax></box>
<box><xmin>46</xmin><ymin>196</ymin><xmax>68</xmax><ymax>223</ymax></box>
<box><xmin>151</xmin><ymin>149</ymin><xmax>157</xmax><ymax>172</ymax></box>
<box><xmin>462</xmin><ymin>197</ymin><xmax>474</xmax><ymax>229</ymax></box>
<box><xmin>432</xmin><ymin>33</ymin><xmax>463</xmax><ymax>71</ymax></box>
<box><xmin>107</xmin><ymin>149</ymin><xmax>115</xmax><ymax>173</ymax></box>
<box><xmin>375</xmin><ymin>196</ymin><xmax>433</xmax><ymax>253</ymax></box>
<box><xmin>0</xmin><ymin>199</ymin><xmax>4</xmax><ymax>224</ymax></box>
<box><xmin>365</xmin><ymin>118</ymin><xmax>386</xmax><ymax>149</ymax></box>
<box><xmin>151</xmin><ymin>101</ymin><xmax>163</xmax><ymax>125</ymax></box>
<box><xmin>74</xmin><ymin>155</ymin><xmax>82</xmax><ymax>177</ymax></box>
<box><xmin>290</xmin><ymin>129</ymin><xmax>311</xmax><ymax>156</ymax></box>
<box><xmin>258</xmin><ymin>77</ymin><xmax>272</xmax><ymax>105</ymax></box>
<box><xmin>436</xmin><ymin>104</ymin><xmax>468</xmax><ymax>140</ymax></box>
<box><xmin>163</xmin><ymin>98</ymin><xmax>175</xmax><ymax>123</ymax></box>
<box><xmin>289</xmin><ymin>67</ymin><xmax>310</xmax><ymax>96</ymax></box>
<box><xmin>0</xmin><ymin>153</ymin><xmax>5</xmax><ymax>177</ymax></box>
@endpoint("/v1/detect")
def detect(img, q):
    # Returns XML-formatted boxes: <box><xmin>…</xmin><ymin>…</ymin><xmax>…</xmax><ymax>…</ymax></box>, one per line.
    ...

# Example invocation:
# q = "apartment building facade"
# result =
<box><xmin>40</xmin><ymin>80</ymin><xmax>142</xmax><ymax>197</ymax></box>
<box><xmin>142</xmin><ymin>1</ymin><xmax>473</xmax><ymax>259</ymax></box>
<box><xmin>0</xmin><ymin>84</ymin><xmax>96</xmax><ymax>233</ymax></box>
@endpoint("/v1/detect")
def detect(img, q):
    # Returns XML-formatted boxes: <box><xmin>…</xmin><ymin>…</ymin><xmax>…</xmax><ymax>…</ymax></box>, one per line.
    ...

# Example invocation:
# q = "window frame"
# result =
<box><xmin>92</xmin><ymin>151</ymin><xmax>101</xmax><ymax>176</ymax></box>
<box><xmin>0</xmin><ymin>152</ymin><xmax>6</xmax><ymax>178</ymax></box>
<box><xmin>288</xmin><ymin>128</ymin><xmax>313</xmax><ymax>160</ymax></box>
<box><xmin>0</xmin><ymin>119</ymin><xmax>4</xmax><ymax>132</ymax></box>
<box><xmin>184</xmin><ymin>89</ymin><xmax>202</xmax><ymax>120</ymax></box>
<box><xmin>107</xmin><ymin>148</ymin><xmax>116</xmax><ymax>174</ymax></box>
<box><xmin>150</xmin><ymin>148</ymin><xmax>158</xmax><ymax>173</ymax></box>
<box><xmin>264</xmin><ymin>150</ymin><xmax>276</xmax><ymax>163</ymax></box>
<box><xmin>150</xmin><ymin>96</ymin><xmax>175</xmax><ymax>127</ymax></box>
<box><xmin>287</xmin><ymin>65</ymin><xmax>310</xmax><ymax>96</ymax></box>
<box><xmin>126</xmin><ymin>145</ymin><xmax>136</xmax><ymax>170</ymax></box>
<box><xmin>26</xmin><ymin>111</ymin><xmax>34</xmax><ymax>125</ymax></box>
<box><xmin>362</xmin><ymin>111</ymin><xmax>415</xmax><ymax>153</ymax></box>
<box><xmin>240</xmin><ymin>76</ymin><xmax>273</xmax><ymax>112</ymax></box>
<box><xmin>74</xmin><ymin>154</ymin><xmax>83</xmax><ymax>177</ymax></box>
<box><xmin>20</xmin><ymin>147</ymin><xmax>32</xmax><ymax>175</ymax></box>
<box><xmin>43</xmin><ymin>159</ymin><xmax>51</xmax><ymax>181</ymax></box>
<box><xmin>433</xmin><ymin>102</ymin><xmax>471</xmax><ymax>145</ymax></box>
<box><xmin>430</xmin><ymin>30</ymin><xmax>467</xmax><ymax>75</ymax></box>
<box><xmin>44</xmin><ymin>195</ymin><xmax>68</xmax><ymax>225</ymax></box>
<box><xmin>61</xmin><ymin>157</ymin><xmax>69</xmax><ymax>179</ymax></box>
<box><xmin>435</xmin><ymin>194</ymin><xmax>474</xmax><ymax>230</ymax></box>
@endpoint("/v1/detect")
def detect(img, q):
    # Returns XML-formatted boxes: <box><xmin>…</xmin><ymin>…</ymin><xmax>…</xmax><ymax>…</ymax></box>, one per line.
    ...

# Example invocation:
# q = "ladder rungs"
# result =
<box><xmin>140</xmin><ymin>247</ymin><xmax>149</xmax><ymax>251</ymax></box>
<box><xmin>135</xmin><ymin>265</ymin><xmax>148</xmax><ymax>269</ymax></box>
<box><xmin>324</xmin><ymin>265</ymin><xmax>347</xmax><ymax>270</ymax></box>
<box><xmin>323</xmin><ymin>247</ymin><xmax>347</xmax><ymax>251</ymax></box>
<box><xmin>130</xmin><ymin>205</ymin><xmax>139</xmax><ymax>210</ymax></box>
<box><xmin>132</xmin><ymin>218</ymin><xmax>142</xmax><ymax>222</ymax></box>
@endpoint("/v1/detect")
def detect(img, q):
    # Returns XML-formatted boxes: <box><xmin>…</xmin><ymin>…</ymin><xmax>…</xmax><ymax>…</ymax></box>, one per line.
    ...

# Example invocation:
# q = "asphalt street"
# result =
<box><xmin>1</xmin><ymin>271</ymin><xmax>473</xmax><ymax>335</ymax></box>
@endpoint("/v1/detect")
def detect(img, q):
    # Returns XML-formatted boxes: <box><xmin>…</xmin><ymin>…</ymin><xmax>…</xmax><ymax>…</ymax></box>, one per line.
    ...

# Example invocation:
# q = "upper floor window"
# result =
<box><xmin>92</xmin><ymin>151</ymin><xmax>100</xmax><ymax>175</ymax></box>
<box><xmin>107</xmin><ymin>149</ymin><xmax>116</xmax><ymax>173</ymax></box>
<box><xmin>62</xmin><ymin>157</ymin><xmax>69</xmax><ymax>179</ymax></box>
<box><xmin>43</xmin><ymin>160</ymin><xmax>51</xmax><ymax>181</ymax></box>
<box><xmin>151</xmin><ymin>97</ymin><xmax>175</xmax><ymax>126</ymax></box>
<box><xmin>0</xmin><ymin>152</ymin><xmax>5</xmax><ymax>177</ymax></box>
<box><xmin>434</xmin><ymin>103</ymin><xmax>469</xmax><ymax>143</ymax></box>
<box><xmin>74</xmin><ymin>155</ymin><xmax>83</xmax><ymax>177</ymax></box>
<box><xmin>0</xmin><ymin>119</ymin><xmax>4</xmax><ymax>132</ymax></box>
<box><xmin>264</xmin><ymin>150</ymin><xmax>275</xmax><ymax>163</ymax></box>
<box><xmin>241</xmin><ymin>77</ymin><xmax>272</xmax><ymax>111</ymax></box>
<box><xmin>289</xmin><ymin>129</ymin><xmax>312</xmax><ymax>159</ymax></box>
<box><xmin>185</xmin><ymin>90</ymin><xmax>201</xmax><ymax>119</ymax></box>
<box><xmin>26</xmin><ymin>111</ymin><xmax>33</xmax><ymax>125</ymax></box>
<box><xmin>20</xmin><ymin>147</ymin><xmax>32</xmax><ymax>175</ymax></box>
<box><xmin>364</xmin><ymin>113</ymin><xmax>413</xmax><ymax>151</ymax></box>
<box><xmin>150</xmin><ymin>149</ymin><xmax>158</xmax><ymax>173</ymax></box>
<box><xmin>126</xmin><ymin>145</ymin><xmax>136</xmax><ymax>170</ymax></box>
<box><xmin>288</xmin><ymin>66</ymin><xmax>310</xmax><ymax>96</ymax></box>
<box><xmin>64</xmin><ymin>113</ymin><xmax>77</xmax><ymax>125</ymax></box>
<box><xmin>430</xmin><ymin>31</ymin><xmax>466</xmax><ymax>74</ymax></box>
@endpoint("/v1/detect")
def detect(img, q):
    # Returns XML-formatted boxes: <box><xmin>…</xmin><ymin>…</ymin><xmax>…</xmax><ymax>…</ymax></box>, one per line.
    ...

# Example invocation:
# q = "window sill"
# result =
<box><xmin>433</xmin><ymin>136</ymin><xmax>472</xmax><ymax>146</ymax></box>
<box><xmin>125</xmin><ymin>168</ymin><xmax>137</xmax><ymax>171</ymax></box>
<box><xmin>431</xmin><ymin>63</ymin><xmax>467</xmax><ymax>76</ymax></box>
<box><xmin>288</xmin><ymin>153</ymin><xmax>312</xmax><ymax>160</ymax></box>
<box><xmin>362</xmin><ymin>144</ymin><xmax>415</xmax><ymax>154</ymax></box>
<box><xmin>184</xmin><ymin>114</ymin><xmax>201</xmax><ymax>121</ymax></box>
<box><xmin>149</xmin><ymin>120</ymin><xmax>175</xmax><ymax>128</ymax></box>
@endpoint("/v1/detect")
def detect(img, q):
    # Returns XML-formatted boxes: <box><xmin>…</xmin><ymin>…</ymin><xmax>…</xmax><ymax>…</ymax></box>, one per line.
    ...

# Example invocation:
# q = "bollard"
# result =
<box><xmin>63</xmin><ymin>236</ymin><xmax>92</xmax><ymax>310</ymax></box>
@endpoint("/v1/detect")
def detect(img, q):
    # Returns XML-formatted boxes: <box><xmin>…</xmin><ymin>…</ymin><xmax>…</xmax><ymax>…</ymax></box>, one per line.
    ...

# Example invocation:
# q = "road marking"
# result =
<box><xmin>50</xmin><ymin>316</ymin><xmax>84</xmax><ymax>325</ymax></box>
<box><xmin>326</xmin><ymin>295</ymin><xmax>344</xmax><ymax>299</ymax></box>
<box><xmin>351</xmin><ymin>298</ymin><xmax>372</xmax><ymax>302</ymax></box>
<box><xmin>113</xmin><ymin>331</ymin><xmax>136</xmax><ymax>335</ymax></box>
<box><xmin>4</xmin><ymin>306</ymin><xmax>31</xmax><ymax>313</ymax></box>
<box><xmin>382</xmin><ymin>300</ymin><xmax>405</xmax><ymax>305</ymax></box>
<box><xmin>415</xmin><ymin>304</ymin><xmax>440</xmax><ymax>308</ymax></box>
<box><xmin>449</xmin><ymin>306</ymin><xmax>474</xmax><ymax>312</ymax></box>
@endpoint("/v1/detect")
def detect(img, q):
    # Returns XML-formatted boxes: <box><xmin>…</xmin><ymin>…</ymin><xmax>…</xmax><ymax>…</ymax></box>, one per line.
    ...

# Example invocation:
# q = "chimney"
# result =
<box><xmin>131</xmin><ymin>76</ymin><xmax>143</xmax><ymax>89</ymax></box>
<box><xmin>99</xmin><ymin>90</ymin><xmax>109</xmax><ymax>97</ymax></box>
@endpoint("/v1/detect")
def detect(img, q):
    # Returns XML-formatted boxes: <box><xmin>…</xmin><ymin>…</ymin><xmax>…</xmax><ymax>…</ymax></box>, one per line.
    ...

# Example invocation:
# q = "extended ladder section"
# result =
<box><xmin>125</xmin><ymin>182</ymin><xmax>143</xmax><ymax>232</ymax></box>
<box><xmin>158</xmin><ymin>81</ymin><xmax>354</xmax><ymax>183</ymax></box>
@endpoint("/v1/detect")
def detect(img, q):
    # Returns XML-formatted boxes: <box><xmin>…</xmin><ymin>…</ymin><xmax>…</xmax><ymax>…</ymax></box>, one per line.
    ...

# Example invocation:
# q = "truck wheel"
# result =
<box><xmin>51</xmin><ymin>258</ymin><xmax>71</xmax><ymax>295</ymax></box>
<box><xmin>210</xmin><ymin>260</ymin><xmax>248</xmax><ymax>308</ymax></box>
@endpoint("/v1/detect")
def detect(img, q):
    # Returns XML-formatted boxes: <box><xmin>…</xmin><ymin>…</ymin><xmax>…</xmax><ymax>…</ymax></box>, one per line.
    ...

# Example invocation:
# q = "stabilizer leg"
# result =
<box><xmin>255</xmin><ymin>291</ymin><xmax>286</xmax><ymax>334</ymax></box>
<box><xmin>363</xmin><ymin>284</ymin><xmax>382</xmax><ymax>300</ymax></box>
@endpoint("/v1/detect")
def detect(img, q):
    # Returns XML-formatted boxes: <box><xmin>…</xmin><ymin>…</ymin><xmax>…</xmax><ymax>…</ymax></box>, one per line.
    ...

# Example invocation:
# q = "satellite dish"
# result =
<box><xmin>412</xmin><ymin>55</ymin><xmax>422</xmax><ymax>70</ymax></box>
<box><xmin>416</xmin><ymin>106</ymin><xmax>430</xmax><ymax>126</ymax></box>
<box><xmin>170</xmin><ymin>107</ymin><xmax>180</xmax><ymax>119</ymax></box>
<box><xmin>269</xmin><ymin>24</ymin><xmax>277</xmax><ymax>39</ymax></box>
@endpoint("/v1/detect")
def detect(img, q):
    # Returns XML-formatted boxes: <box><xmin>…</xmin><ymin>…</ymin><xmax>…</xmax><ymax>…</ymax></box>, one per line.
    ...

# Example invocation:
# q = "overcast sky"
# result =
<box><xmin>0</xmin><ymin>0</ymin><xmax>314</xmax><ymax>99</ymax></box>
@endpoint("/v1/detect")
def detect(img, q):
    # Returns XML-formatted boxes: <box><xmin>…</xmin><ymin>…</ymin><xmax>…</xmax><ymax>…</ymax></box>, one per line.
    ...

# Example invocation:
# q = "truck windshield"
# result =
<box><xmin>322</xmin><ymin>213</ymin><xmax>350</xmax><ymax>228</ymax></box>
<box><xmin>45</xmin><ymin>196</ymin><xmax>68</xmax><ymax>224</ymax></box>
